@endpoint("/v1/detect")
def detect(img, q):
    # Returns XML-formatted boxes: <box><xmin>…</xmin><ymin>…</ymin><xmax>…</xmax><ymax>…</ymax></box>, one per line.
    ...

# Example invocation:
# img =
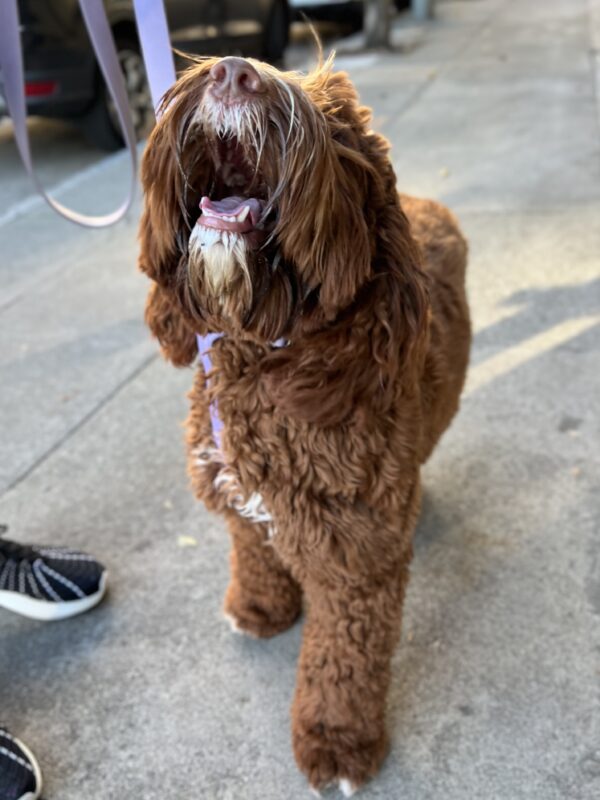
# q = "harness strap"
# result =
<box><xmin>197</xmin><ymin>332</ymin><xmax>225</xmax><ymax>448</ymax></box>
<box><xmin>197</xmin><ymin>333</ymin><xmax>288</xmax><ymax>450</ymax></box>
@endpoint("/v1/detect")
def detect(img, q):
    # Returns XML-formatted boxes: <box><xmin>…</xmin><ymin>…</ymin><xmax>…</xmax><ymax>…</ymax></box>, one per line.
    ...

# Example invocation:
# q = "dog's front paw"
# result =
<box><xmin>293</xmin><ymin>718</ymin><xmax>388</xmax><ymax>795</ymax></box>
<box><xmin>223</xmin><ymin>581</ymin><xmax>301</xmax><ymax>639</ymax></box>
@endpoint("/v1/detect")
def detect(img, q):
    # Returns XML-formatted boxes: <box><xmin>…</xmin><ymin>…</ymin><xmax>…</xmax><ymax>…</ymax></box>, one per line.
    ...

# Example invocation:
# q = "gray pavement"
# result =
<box><xmin>1</xmin><ymin>1</ymin><xmax>599</xmax><ymax>798</ymax></box>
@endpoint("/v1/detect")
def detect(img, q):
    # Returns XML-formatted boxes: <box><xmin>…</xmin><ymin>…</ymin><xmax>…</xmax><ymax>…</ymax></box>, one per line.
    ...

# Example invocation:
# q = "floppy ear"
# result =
<box><xmin>138</xmin><ymin>65</ymin><xmax>216</xmax><ymax>284</ymax></box>
<box><xmin>139</xmin><ymin>148</ymin><xmax>198</xmax><ymax>368</ymax></box>
<box><xmin>272</xmin><ymin>69</ymin><xmax>377</xmax><ymax>320</ymax></box>
<box><xmin>138</xmin><ymin>108</ymin><xmax>186</xmax><ymax>285</ymax></box>
<box><xmin>144</xmin><ymin>282</ymin><xmax>198</xmax><ymax>367</ymax></box>
<box><xmin>138</xmin><ymin>86</ymin><xmax>211</xmax><ymax>368</ymax></box>
<box><xmin>308</xmin><ymin>145</ymin><xmax>373</xmax><ymax>319</ymax></box>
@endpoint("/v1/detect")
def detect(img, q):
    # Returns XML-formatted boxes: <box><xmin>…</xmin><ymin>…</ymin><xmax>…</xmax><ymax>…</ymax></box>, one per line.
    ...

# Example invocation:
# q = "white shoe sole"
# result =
<box><xmin>10</xmin><ymin>733</ymin><xmax>43</xmax><ymax>800</ymax></box>
<box><xmin>0</xmin><ymin>571</ymin><xmax>107</xmax><ymax>621</ymax></box>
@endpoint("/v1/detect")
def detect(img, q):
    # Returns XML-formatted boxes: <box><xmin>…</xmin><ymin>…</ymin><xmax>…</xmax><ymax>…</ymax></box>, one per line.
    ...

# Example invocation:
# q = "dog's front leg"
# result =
<box><xmin>282</xmin><ymin>490</ymin><xmax>419</xmax><ymax>795</ymax></box>
<box><xmin>291</xmin><ymin>563</ymin><xmax>410</xmax><ymax>795</ymax></box>
<box><xmin>223</xmin><ymin>513</ymin><xmax>303</xmax><ymax>638</ymax></box>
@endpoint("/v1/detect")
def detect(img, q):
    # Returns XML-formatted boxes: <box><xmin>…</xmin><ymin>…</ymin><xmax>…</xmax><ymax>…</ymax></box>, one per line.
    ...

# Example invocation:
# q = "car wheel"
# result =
<box><xmin>263</xmin><ymin>0</ymin><xmax>289</xmax><ymax>64</ymax></box>
<box><xmin>83</xmin><ymin>38</ymin><xmax>153</xmax><ymax>152</ymax></box>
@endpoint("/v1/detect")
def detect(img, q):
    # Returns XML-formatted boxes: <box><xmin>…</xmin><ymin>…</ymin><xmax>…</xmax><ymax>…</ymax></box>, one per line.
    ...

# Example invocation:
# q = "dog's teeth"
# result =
<box><xmin>237</xmin><ymin>205</ymin><xmax>250</xmax><ymax>222</ymax></box>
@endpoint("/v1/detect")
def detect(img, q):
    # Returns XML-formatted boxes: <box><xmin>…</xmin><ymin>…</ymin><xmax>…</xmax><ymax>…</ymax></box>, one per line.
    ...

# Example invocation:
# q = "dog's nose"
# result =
<box><xmin>209</xmin><ymin>57</ymin><xmax>263</xmax><ymax>100</ymax></box>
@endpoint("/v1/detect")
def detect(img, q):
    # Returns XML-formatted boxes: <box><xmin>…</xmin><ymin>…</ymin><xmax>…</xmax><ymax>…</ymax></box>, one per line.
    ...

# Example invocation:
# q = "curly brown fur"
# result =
<box><xmin>140</xmin><ymin>54</ymin><xmax>470</xmax><ymax>794</ymax></box>
<box><xmin>145</xmin><ymin>282</ymin><xmax>198</xmax><ymax>366</ymax></box>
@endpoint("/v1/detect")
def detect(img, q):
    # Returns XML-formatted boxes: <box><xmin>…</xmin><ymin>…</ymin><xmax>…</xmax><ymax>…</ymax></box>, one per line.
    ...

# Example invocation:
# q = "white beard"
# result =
<box><xmin>188</xmin><ymin>223</ymin><xmax>251</xmax><ymax>297</ymax></box>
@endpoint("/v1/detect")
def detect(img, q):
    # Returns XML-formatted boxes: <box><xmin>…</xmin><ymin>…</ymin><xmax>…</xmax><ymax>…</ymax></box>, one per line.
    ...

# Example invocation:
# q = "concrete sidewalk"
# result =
<box><xmin>1</xmin><ymin>1</ymin><xmax>599</xmax><ymax>798</ymax></box>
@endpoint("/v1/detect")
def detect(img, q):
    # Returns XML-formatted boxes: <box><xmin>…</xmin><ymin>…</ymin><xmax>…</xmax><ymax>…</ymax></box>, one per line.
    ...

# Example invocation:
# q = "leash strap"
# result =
<box><xmin>0</xmin><ymin>0</ymin><xmax>175</xmax><ymax>228</ymax></box>
<box><xmin>131</xmin><ymin>0</ymin><xmax>176</xmax><ymax>112</ymax></box>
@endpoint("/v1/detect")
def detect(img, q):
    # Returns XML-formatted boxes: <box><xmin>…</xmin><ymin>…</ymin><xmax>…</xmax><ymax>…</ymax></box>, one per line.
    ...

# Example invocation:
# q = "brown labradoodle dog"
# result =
<box><xmin>139</xmin><ymin>54</ymin><xmax>471</xmax><ymax>795</ymax></box>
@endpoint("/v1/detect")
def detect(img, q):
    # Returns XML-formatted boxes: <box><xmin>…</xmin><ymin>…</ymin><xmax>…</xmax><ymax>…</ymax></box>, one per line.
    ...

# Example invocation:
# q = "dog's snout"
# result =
<box><xmin>209</xmin><ymin>57</ymin><xmax>263</xmax><ymax>100</ymax></box>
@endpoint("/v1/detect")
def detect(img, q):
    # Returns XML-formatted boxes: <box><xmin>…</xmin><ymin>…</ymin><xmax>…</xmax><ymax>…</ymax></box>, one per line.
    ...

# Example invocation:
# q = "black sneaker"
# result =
<box><xmin>0</xmin><ymin>727</ymin><xmax>42</xmax><ymax>800</ymax></box>
<box><xmin>0</xmin><ymin>533</ymin><xmax>107</xmax><ymax>621</ymax></box>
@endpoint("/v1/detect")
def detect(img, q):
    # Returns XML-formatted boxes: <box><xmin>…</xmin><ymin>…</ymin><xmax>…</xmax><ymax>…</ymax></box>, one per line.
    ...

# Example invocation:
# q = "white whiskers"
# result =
<box><xmin>196</xmin><ymin>99</ymin><xmax>267</xmax><ymax>166</ymax></box>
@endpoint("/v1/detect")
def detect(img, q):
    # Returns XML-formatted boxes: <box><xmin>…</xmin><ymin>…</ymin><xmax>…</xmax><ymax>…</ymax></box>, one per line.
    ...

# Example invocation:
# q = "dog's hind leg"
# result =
<box><xmin>223</xmin><ymin>513</ymin><xmax>303</xmax><ymax>638</ymax></box>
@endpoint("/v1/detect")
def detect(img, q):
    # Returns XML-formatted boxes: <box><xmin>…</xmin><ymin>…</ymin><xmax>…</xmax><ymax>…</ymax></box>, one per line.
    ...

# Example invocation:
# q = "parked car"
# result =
<box><xmin>2</xmin><ymin>0</ymin><xmax>290</xmax><ymax>150</ymax></box>
<box><xmin>289</xmin><ymin>0</ymin><xmax>410</xmax><ymax>26</ymax></box>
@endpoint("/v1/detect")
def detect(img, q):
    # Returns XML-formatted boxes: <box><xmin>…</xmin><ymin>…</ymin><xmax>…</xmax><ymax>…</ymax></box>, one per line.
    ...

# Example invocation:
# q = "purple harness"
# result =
<box><xmin>197</xmin><ymin>333</ymin><xmax>226</xmax><ymax>449</ymax></box>
<box><xmin>197</xmin><ymin>333</ymin><xmax>287</xmax><ymax>450</ymax></box>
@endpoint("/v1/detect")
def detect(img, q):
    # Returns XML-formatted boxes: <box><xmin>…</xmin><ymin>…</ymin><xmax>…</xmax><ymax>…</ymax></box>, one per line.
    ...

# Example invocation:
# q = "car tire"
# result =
<box><xmin>83</xmin><ymin>37</ymin><xmax>153</xmax><ymax>152</ymax></box>
<box><xmin>263</xmin><ymin>0</ymin><xmax>289</xmax><ymax>64</ymax></box>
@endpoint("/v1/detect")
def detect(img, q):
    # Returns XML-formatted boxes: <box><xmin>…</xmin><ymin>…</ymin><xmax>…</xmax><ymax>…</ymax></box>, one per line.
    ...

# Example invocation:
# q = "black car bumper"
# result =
<box><xmin>0</xmin><ymin>70</ymin><xmax>94</xmax><ymax>120</ymax></box>
<box><xmin>0</xmin><ymin>0</ymin><xmax>97</xmax><ymax>119</ymax></box>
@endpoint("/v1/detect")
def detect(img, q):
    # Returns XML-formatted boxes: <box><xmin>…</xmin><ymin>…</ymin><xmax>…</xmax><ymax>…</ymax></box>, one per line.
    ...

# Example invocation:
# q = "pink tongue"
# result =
<box><xmin>199</xmin><ymin>196</ymin><xmax>264</xmax><ymax>233</ymax></box>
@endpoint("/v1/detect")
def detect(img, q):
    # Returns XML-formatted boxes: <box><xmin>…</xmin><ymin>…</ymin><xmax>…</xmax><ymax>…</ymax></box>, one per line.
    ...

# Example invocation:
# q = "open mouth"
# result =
<box><xmin>200</xmin><ymin>196</ymin><xmax>264</xmax><ymax>235</ymax></box>
<box><xmin>192</xmin><ymin>133</ymin><xmax>274</xmax><ymax>248</ymax></box>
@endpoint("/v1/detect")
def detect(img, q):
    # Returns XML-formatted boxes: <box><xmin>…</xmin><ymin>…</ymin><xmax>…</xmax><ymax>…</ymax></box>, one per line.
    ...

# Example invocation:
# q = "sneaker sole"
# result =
<box><xmin>0</xmin><ymin>571</ymin><xmax>107</xmax><ymax>621</ymax></box>
<box><xmin>10</xmin><ymin>733</ymin><xmax>43</xmax><ymax>800</ymax></box>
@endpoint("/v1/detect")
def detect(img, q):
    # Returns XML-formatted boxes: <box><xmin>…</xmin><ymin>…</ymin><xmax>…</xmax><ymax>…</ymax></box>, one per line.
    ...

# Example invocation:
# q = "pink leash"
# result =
<box><xmin>0</xmin><ymin>0</ymin><xmax>175</xmax><ymax>227</ymax></box>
